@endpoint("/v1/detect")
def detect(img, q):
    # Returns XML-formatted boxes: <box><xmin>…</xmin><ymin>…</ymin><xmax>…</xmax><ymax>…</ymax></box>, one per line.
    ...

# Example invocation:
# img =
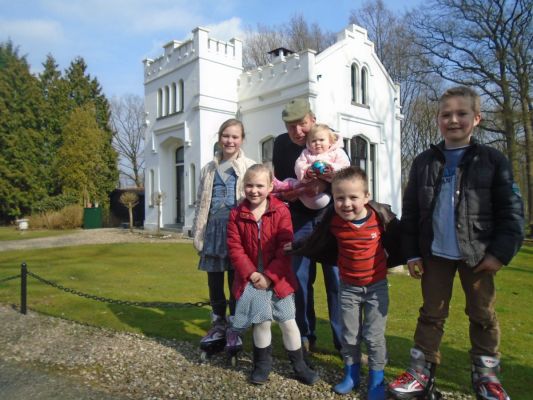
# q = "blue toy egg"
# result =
<box><xmin>312</xmin><ymin>161</ymin><xmax>326</xmax><ymax>174</ymax></box>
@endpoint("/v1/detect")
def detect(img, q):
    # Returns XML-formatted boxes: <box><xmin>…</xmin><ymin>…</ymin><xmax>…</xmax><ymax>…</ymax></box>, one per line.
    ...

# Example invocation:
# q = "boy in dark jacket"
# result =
<box><xmin>388</xmin><ymin>86</ymin><xmax>524</xmax><ymax>400</ymax></box>
<box><xmin>291</xmin><ymin>166</ymin><xmax>403</xmax><ymax>399</ymax></box>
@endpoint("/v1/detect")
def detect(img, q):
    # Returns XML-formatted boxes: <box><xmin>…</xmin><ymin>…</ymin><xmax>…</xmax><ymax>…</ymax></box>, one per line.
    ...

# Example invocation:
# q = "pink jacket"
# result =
<box><xmin>227</xmin><ymin>195</ymin><xmax>297</xmax><ymax>300</ymax></box>
<box><xmin>294</xmin><ymin>136</ymin><xmax>351</xmax><ymax>181</ymax></box>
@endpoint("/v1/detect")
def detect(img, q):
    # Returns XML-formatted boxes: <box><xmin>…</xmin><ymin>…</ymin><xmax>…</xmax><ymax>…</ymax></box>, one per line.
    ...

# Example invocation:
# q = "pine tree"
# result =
<box><xmin>0</xmin><ymin>41</ymin><xmax>47</xmax><ymax>221</ymax></box>
<box><xmin>61</xmin><ymin>57</ymin><xmax>119</xmax><ymax>204</ymax></box>
<box><xmin>39</xmin><ymin>54</ymin><xmax>69</xmax><ymax>196</ymax></box>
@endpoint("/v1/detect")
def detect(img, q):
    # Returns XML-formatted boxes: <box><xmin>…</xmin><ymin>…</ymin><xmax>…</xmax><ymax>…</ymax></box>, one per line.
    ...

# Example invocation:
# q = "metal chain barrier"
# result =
<box><xmin>0</xmin><ymin>274</ymin><xmax>20</xmax><ymax>283</ymax></box>
<box><xmin>20</xmin><ymin>268</ymin><xmax>211</xmax><ymax>309</ymax></box>
<box><xmin>7</xmin><ymin>262</ymin><xmax>214</xmax><ymax>315</ymax></box>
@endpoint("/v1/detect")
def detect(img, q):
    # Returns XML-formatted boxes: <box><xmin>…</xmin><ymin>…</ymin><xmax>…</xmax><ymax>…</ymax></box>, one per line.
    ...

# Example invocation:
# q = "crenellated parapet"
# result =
<box><xmin>238</xmin><ymin>49</ymin><xmax>316</xmax><ymax>102</ymax></box>
<box><xmin>143</xmin><ymin>26</ymin><xmax>242</xmax><ymax>84</ymax></box>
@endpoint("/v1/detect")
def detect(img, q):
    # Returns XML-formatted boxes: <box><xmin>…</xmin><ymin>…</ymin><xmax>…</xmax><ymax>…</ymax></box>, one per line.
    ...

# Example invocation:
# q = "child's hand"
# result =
<box><xmin>407</xmin><ymin>258</ymin><xmax>424</xmax><ymax>279</ymax></box>
<box><xmin>250</xmin><ymin>272</ymin><xmax>262</xmax><ymax>286</ymax></box>
<box><xmin>252</xmin><ymin>273</ymin><xmax>271</xmax><ymax>290</ymax></box>
<box><xmin>305</xmin><ymin>167</ymin><xmax>318</xmax><ymax>180</ymax></box>
<box><xmin>321</xmin><ymin>165</ymin><xmax>335</xmax><ymax>182</ymax></box>
<box><xmin>473</xmin><ymin>253</ymin><xmax>503</xmax><ymax>274</ymax></box>
<box><xmin>283</xmin><ymin>242</ymin><xmax>293</xmax><ymax>253</ymax></box>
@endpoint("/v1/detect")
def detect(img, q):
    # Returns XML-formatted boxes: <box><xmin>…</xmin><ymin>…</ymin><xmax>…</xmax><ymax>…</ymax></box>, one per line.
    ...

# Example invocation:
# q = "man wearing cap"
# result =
<box><xmin>273</xmin><ymin>98</ymin><xmax>342</xmax><ymax>352</ymax></box>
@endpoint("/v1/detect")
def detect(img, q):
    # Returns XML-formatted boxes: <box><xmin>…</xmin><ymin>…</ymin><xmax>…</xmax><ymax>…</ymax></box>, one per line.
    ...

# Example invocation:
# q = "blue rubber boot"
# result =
<box><xmin>367</xmin><ymin>369</ymin><xmax>385</xmax><ymax>400</ymax></box>
<box><xmin>333</xmin><ymin>363</ymin><xmax>361</xmax><ymax>394</ymax></box>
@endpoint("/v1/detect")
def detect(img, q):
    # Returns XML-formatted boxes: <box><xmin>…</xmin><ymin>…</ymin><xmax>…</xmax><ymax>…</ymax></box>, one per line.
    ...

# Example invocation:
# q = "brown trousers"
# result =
<box><xmin>414</xmin><ymin>256</ymin><xmax>500</xmax><ymax>364</ymax></box>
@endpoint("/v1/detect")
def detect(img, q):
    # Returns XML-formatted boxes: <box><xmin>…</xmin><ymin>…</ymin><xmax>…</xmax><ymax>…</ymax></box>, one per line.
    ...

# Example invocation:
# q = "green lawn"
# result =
<box><xmin>0</xmin><ymin>242</ymin><xmax>531</xmax><ymax>399</ymax></box>
<box><xmin>0</xmin><ymin>226</ymin><xmax>79</xmax><ymax>241</ymax></box>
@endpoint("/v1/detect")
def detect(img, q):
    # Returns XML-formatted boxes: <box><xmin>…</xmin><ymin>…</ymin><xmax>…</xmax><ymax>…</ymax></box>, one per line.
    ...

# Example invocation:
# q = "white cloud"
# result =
<box><xmin>0</xmin><ymin>18</ymin><xmax>65</xmax><ymax>44</ymax></box>
<box><xmin>206</xmin><ymin>17</ymin><xmax>244</xmax><ymax>41</ymax></box>
<box><xmin>39</xmin><ymin>0</ymin><xmax>209</xmax><ymax>34</ymax></box>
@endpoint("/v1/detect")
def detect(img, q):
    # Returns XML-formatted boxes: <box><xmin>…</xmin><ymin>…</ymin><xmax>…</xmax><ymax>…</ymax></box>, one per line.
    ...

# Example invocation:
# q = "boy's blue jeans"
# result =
<box><xmin>414</xmin><ymin>256</ymin><xmax>500</xmax><ymax>364</ymax></box>
<box><xmin>292</xmin><ymin>211</ymin><xmax>342</xmax><ymax>350</ymax></box>
<box><xmin>339</xmin><ymin>279</ymin><xmax>389</xmax><ymax>369</ymax></box>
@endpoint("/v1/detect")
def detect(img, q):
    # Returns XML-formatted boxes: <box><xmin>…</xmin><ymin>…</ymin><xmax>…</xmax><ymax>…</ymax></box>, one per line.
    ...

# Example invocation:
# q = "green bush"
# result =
<box><xmin>32</xmin><ymin>194</ymin><xmax>79</xmax><ymax>214</ymax></box>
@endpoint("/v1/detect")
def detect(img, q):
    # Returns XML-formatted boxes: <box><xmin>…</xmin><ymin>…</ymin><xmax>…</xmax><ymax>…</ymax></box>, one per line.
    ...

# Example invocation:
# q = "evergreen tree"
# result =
<box><xmin>39</xmin><ymin>54</ymin><xmax>69</xmax><ymax>196</ymax></box>
<box><xmin>0</xmin><ymin>41</ymin><xmax>47</xmax><ymax>221</ymax></box>
<box><xmin>61</xmin><ymin>57</ymin><xmax>119</xmax><ymax>201</ymax></box>
<box><xmin>56</xmin><ymin>105</ymin><xmax>117</xmax><ymax>207</ymax></box>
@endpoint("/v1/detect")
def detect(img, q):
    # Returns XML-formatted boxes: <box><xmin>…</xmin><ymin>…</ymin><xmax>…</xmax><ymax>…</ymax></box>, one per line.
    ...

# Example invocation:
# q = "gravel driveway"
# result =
<box><xmin>0</xmin><ymin>228</ymin><xmax>189</xmax><ymax>252</ymax></box>
<box><xmin>0</xmin><ymin>229</ymin><xmax>471</xmax><ymax>399</ymax></box>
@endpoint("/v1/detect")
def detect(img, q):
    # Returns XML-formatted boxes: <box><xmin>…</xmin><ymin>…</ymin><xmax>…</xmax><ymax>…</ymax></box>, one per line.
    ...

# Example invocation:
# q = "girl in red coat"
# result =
<box><xmin>227</xmin><ymin>164</ymin><xmax>318</xmax><ymax>386</ymax></box>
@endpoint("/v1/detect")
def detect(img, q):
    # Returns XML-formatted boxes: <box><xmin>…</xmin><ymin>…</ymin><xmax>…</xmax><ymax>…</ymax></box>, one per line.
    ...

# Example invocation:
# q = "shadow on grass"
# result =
<box><xmin>108</xmin><ymin>303</ymin><xmax>209</xmax><ymax>342</ymax></box>
<box><xmin>519</xmin><ymin>245</ymin><xmax>533</xmax><ymax>256</ymax></box>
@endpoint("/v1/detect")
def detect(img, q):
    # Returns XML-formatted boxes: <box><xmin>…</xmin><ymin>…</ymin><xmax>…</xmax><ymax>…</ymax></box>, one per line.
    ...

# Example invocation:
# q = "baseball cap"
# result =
<box><xmin>282</xmin><ymin>98</ymin><xmax>311</xmax><ymax>122</ymax></box>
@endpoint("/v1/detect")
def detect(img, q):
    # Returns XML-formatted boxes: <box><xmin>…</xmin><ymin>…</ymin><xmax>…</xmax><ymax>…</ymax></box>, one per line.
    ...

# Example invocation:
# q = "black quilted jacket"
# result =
<box><xmin>402</xmin><ymin>139</ymin><xmax>524</xmax><ymax>267</ymax></box>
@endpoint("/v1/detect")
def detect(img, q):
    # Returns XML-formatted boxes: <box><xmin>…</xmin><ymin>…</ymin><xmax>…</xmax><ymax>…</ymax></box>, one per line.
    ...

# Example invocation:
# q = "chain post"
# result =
<box><xmin>20</xmin><ymin>262</ymin><xmax>27</xmax><ymax>315</ymax></box>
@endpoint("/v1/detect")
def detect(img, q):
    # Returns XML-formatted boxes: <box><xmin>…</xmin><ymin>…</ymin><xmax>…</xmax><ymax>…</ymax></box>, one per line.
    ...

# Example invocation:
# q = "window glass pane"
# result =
<box><xmin>351</xmin><ymin>136</ymin><xmax>367</xmax><ymax>170</ymax></box>
<box><xmin>361</xmin><ymin>68</ymin><xmax>368</xmax><ymax>104</ymax></box>
<box><xmin>175</xmin><ymin>146</ymin><xmax>184</xmax><ymax>163</ymax></box>
<box><xmin>262</xmin><ymin>138</ymin><xmax>274</xmax><ymax>163</ymax></box>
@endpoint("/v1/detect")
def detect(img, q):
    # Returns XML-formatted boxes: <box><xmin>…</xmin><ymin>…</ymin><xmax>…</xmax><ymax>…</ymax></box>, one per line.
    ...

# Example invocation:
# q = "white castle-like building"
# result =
<box><xmin>142</xmin><ymin>25</ymin><xmax>403</xmax><ymax>232</ymax></box>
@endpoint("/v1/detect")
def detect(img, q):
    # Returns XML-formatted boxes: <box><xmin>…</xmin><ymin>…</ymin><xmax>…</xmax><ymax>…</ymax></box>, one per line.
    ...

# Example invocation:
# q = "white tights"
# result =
<box><xmin>252</xmin><ymin>319</ymin><xmax>301</xmax><ymax>351</ymax></box>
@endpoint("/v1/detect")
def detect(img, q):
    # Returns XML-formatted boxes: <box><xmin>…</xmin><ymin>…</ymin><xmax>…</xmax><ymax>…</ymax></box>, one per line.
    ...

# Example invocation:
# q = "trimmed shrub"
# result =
<box><xmin>32</xmin><ymin>194</ymin><xmax>79</xmax><ymax>214</ymax></box>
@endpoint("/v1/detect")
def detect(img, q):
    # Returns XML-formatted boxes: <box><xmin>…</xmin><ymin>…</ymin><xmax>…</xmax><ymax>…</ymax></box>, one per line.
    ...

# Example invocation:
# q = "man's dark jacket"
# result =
<box><xmin>402</xmin><ymin>139</ymin><xmax>524</xmax><ymax>267</ymax></box>
<box><xmin>291</xmin><ymin>201</ymin><xmax>405</xmax><ymax>268</ymax></box>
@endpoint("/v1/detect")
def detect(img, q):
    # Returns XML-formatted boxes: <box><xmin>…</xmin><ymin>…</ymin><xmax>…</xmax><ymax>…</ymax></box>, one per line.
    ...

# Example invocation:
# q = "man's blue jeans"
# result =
<box><xmin>292</xmin><ymin>210</ymin><xmax>342</xmax><ymax>350</ymax></box>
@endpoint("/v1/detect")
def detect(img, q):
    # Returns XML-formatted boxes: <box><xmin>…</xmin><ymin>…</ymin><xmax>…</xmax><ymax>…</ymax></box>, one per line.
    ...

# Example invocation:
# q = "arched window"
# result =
<box><xmin>175</xmin><ymin>146</ymin><xmax>185</xmax><ymax>224</ymax></box>
<box><xmin>171</xmin><ymin>83</ymin><xmax>177</xmax><ymax>114</ymax></box>
<box><xmin>350</xmin><ymin>63</ymin><xmax>358</xmax><ymax>103</ymax></box>
<box><xmin>157</xmin><ymin>89</ymin><xmax>163</xmax><ymax>118</ymax></box>
<box><xmin>164</xmin><ymin>86</ymin><xmax>170</xmax><ymax>116</ymax></box>
<box><xmin>261</xmin><ymin>137</ymin><xmax>274</xmax><ymax>164</ymax></box>
<box><xmin>189</xmin><ymin>163</ymin><xmax>196</xmax><ymax>205</ymax></box>
<box><xmin>351</xmin><ymin>136</ymin><xmax>368</xmax><ymax>171</ymax></box>
<box><xmin>361</xmin><ymin>67</ymin><xmax>368</xmax><ymax>105</ymax></box>
<box><xmin>347</xmin><ymin>136</ymin><xmax>376</xmax><ymax>196</ymax></box>
<box><xmin>178</xmin><ymin>80</ymin><xmax>184</xmax><ymax>112</ymax></box>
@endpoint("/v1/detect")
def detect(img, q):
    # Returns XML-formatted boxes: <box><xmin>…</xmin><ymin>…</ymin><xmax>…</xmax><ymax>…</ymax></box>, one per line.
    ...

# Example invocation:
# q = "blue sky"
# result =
<box><xmin>1</xmin><ymin>0</ymin><xmax>421</xmax><ymax>99</ymax></box>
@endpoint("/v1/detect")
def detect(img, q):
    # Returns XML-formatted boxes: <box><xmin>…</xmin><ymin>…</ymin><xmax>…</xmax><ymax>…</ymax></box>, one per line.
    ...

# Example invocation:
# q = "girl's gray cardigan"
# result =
<box><xmin>192</xmin><ymin>150</ymin><xmax>256</xmax><ymax>252</ymax></box>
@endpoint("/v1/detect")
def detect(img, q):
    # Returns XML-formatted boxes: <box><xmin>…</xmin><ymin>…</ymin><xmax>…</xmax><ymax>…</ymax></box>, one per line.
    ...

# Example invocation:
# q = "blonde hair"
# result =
<box><xmin>243</xmin><ymin>164</ymin><xmax>273</xmax><ymax>184</ymax></box>
<box><xmin>438</xmin><ymin>86</ymin><xmax>481</xmax><ymax>115</ymax></box>
<box><xmin>308</xmin><ymin>124</ymin><xmax>337</xmax><ymax>144</ymax></box>
<box><xmin>217</xmin><ymin>118</ymin><xmax>245</xmax><ymax>141</ymax></box>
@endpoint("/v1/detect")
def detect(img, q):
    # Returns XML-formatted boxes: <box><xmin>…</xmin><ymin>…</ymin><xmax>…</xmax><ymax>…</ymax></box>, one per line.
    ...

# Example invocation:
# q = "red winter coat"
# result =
<box><xmin>227</xmin><ymin>195</ymin><xmax>297</xmax><ymax>300</ymax></box>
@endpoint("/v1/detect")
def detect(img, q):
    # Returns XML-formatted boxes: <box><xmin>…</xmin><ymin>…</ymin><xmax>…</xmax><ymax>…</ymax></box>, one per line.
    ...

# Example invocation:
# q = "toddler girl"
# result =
<box><xmin>273</xmin><ymin>124</ymin><xmax>350</xmax><ymax>209</ymax></box>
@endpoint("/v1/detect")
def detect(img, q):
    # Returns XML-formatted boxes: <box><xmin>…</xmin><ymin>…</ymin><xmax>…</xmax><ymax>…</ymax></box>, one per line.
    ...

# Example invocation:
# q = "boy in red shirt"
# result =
<box><xmin>291</xmin><ymin>166</ymin><xmax>402</xmax><ymax>399</ymax></box>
